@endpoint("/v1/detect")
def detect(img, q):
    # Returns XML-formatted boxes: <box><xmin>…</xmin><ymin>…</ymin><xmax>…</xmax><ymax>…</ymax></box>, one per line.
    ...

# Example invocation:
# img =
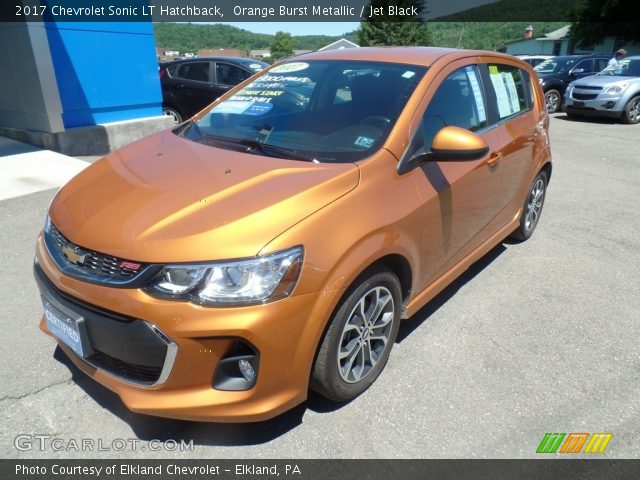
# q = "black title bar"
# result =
<box><xmin>3</xmin><ymin>0</ymin><xmax>612</xmax><ymax>23</ymax></box>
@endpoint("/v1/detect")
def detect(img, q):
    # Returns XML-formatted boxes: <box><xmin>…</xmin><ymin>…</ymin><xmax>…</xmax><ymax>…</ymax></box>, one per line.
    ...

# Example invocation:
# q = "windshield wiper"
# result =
<box><xmin>200</xmin><ymin>134</ymin><xmax>315</xmax><ymax>162</ymax></box>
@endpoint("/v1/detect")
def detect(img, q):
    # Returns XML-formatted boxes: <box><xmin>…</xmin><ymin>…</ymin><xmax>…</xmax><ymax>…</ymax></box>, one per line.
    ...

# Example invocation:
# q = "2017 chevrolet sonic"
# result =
<box><xmin>34</xmin><ymin>47</ymin><xmax>551</xmax><ymax>422</ymax></box>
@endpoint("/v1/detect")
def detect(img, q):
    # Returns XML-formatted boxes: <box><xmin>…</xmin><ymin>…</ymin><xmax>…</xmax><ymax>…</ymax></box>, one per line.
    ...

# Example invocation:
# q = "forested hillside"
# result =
<box><xmin>153</xmin><ymin>22</ymin><xmax>566</xmax><ymax>55</ymax></box>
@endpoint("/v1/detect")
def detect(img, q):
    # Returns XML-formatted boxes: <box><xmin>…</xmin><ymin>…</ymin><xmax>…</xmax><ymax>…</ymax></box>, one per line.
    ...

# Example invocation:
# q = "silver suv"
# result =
<box><xmin>564</xmin><ymin>56</ymin><xmax>640</xmax><ymax>124</ymax></box>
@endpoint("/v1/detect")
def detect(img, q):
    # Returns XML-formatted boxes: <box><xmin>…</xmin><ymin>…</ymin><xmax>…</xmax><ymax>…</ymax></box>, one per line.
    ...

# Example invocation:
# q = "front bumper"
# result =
<box><xmin>564</xmin><ymin>91</ymin><xmax>624</xmax><ymax>117</ymax></box>
<box><xmin>34</xmin><ymin>234</ymin><xmax>343</xmax><ymax>422</ymax></box>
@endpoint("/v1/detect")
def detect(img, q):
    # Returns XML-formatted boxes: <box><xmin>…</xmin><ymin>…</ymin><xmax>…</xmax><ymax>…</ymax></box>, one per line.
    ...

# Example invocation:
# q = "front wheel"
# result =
<box><xmin>545</xmin><ymin>89</ymin><xmax>562</xmax><ymax>114</ymax></box>
<box><xmin>621</xmin><ymin>95</ymin><xmax>640</xmax><ymax>124</ymax></box>
<box><xmin>311</xmin><ymin>268</ymin><xmax>402</xmax><ymax>402</ymax></box>
<box><xmin>510</xmin><ymin>169</ymin><xmax>548</xmax><ymax>242</ymax></box>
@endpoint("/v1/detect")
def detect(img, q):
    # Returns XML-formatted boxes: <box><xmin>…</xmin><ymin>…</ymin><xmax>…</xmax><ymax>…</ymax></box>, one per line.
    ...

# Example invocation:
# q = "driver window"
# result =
<box><xmin>421</xmin><ymin>65</ymin><xmax>487</xmax><ymax>148</ymax></box>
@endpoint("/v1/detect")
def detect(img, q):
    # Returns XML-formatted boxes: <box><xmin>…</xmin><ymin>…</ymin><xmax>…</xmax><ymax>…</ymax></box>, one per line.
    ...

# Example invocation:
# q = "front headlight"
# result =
<box><xmin>604</xmin><ymin>83</ymin><xmax>629</xmax><ymax>94</ymax></box>
<box><xmin>146</xmin><ymin>246</ymin><xmax>303</xmax><ymax>306</ymax></box>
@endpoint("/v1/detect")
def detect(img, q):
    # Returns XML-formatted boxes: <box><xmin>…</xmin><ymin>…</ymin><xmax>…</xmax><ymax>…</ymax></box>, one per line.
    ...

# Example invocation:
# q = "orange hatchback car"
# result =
<box><xmin>34</xmin><ymin>48</ymin><xmax>551</xmax><ymax>422</ymax></box>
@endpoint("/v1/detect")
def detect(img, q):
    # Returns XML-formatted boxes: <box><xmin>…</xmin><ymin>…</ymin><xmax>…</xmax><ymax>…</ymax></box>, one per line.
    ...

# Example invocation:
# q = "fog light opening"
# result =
<box><xmin>238</xmin><ymin>359</ymin><xmax>256</xmax><ymax>382</ymax></box>
<box><xmin>212</xmin><ymin>341</ymin><xmax>260</xmax><ymax>391</ymax></box>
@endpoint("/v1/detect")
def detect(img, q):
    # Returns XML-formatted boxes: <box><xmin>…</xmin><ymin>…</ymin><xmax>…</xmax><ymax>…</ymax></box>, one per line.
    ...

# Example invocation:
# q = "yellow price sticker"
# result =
<box><xmin>489</xmin><ymin>65</ymin><xmax>499</xmax><ymax>74</ymax></box>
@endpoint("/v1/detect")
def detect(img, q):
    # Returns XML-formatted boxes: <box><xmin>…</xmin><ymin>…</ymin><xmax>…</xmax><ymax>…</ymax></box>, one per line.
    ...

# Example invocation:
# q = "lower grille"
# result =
<box><xmin>90</xmin><ymin>350</ymin><xmax>162</xmax><ymax>384</ymax></box>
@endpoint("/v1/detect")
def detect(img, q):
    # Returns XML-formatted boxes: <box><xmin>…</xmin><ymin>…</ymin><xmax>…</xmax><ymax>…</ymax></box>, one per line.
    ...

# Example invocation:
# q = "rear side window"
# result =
<box><xmin>165</xmin><ymin>64</ymin><xmax>178</xmax><ymax>77</ymax></box>
<box><xmin>421</xmin><ymin>65</ymin><xmax>488</xmax><ymax>147</ymax></box>
<box><xmin>486</xmin><ymin>64</ymin><xmax>530</xmax><ymax>120</ymax></box>
<box><xmin>176</xmin><ymin>62</ymin><xmax>211</xmax><ymax>82</ymax></box>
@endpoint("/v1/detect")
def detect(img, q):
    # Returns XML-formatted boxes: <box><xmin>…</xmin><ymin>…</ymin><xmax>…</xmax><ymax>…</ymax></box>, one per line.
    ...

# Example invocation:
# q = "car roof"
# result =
<box><xmin>552</xmin><ymin>54</ymin><xmax>610</xmax><ymax>60</ymax></box>
<box><xmin>161</xmin><ymin>57</ymin><xmax>267</xmax><ymax>66</ymax></box>
<box><xmin>292</xmin><ymin>47</ymin><xmax>518</xmax><ymax>67</ymax></box>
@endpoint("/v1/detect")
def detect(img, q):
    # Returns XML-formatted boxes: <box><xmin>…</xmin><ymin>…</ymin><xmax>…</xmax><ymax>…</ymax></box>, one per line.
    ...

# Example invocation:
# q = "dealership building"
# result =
<box><xmin>0</xmin><ymin>21</ymin><xmax>170</xmax><ymax>155</ymax></box>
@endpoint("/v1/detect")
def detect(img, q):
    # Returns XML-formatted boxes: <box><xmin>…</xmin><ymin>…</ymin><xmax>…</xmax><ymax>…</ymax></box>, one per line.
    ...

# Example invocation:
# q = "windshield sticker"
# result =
<box><xmin>402</xmin><ymin>71</ymin><xmax>416</xmax><ymax>79</ymax></box>
<box><xmin>354</xmin><ymin>136</ymin><xmax>375</xmax><ymax>148</ymax></box>
<box><xmin>490</xmin><ymin>71</ymin><xmax>521</xmax><ymax>118</ymax></box>
<box><xmin>237</xmin><ymin>89</ymin><xmax>284</xmax><ymax>98</ymax></box>
<box><xmin>489</xmin><ymin>65</ymin><xmax>499</xmax><ymax>75</ymax></box>
<box><xmin>270</xmin><ymin>62</ymin><xmax>309</xmax><ymax>73</ymax></box>
<box><xmin>213</xmin><ymin>100</ymin><xmax>273</xmax><ymax>116</ymax></box>
<box><xmin>261</xmin><ymin>75</ymin><xmax>311</xmax><ymax>83</ymax></box>
<box><xmin>465</xmin><ymin>67</ymin><xmax>487</xmax><ymax>123</ymax></box>
<box><xmin>249</xmin><ymin>64</ymin><xmax>264</xmax><ymax>71</ymax></box>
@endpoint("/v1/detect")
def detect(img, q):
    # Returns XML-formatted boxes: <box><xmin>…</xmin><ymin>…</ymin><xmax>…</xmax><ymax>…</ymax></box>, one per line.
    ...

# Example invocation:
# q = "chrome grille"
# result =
<box><xmin>47</xmin><ymin>223</ymin><xmax>147</xmax><ymax>281</ymax></box>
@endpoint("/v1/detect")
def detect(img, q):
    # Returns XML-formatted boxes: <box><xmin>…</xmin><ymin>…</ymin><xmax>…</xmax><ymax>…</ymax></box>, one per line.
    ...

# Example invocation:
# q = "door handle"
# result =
<box><xmin>486</xmin><ymin>152</ymin><xmax>502</xmax><ymax>168</ymax></box>
<box><xmin>174</xmin><ymin>84</ymin><xmax>184</xmax><ymax>90</ymax></box>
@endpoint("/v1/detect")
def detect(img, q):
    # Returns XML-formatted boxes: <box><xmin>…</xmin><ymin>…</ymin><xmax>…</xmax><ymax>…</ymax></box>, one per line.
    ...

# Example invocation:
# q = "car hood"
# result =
<box><xmin>50</xmin><ymin>130</ymin><xmax>360</xmax><ymax>262</ymax></box>
<box><xmin>571</xmin><ymin>75</ymin><xmax>639</xmax><ymax>86</ymax></box>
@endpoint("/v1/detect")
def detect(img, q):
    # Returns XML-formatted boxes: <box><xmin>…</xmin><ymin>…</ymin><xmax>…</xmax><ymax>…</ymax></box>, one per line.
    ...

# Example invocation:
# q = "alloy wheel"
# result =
<box><xmin>337</xmin><ymin>286</ymin><xmax>395</xmax><ymax>383</ymax></box>
<box><xmin>628</xmin><ymin>98</ymin><xmax>640</xmax><ymax>123</ymax></box>
<box><xmin>545</xmin><ymin>91</ymin><xmax>560</xmax><ymax>113</ymax></box>
<box><xmin>524</xmin><ymin>177</ymin><xmax>545</xmax><ymax>231</ymax></box>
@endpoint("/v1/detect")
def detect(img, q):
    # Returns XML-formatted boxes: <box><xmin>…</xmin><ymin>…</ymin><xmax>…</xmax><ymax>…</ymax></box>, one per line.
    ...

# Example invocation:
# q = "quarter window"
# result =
<box><xmin>421</xmin><ymin>65</ymin><xmax>488</xmax><ymax>147</ymax></box>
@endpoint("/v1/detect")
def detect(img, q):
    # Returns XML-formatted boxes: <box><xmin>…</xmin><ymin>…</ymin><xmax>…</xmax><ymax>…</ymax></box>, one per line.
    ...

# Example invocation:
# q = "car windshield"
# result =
<box><xmin>180</xmin><ymin>60</ymin><xmax>427</xmax><ymax>163</ymax></box>
<box><xmin>535</xmin><ymin>57</ymin><xmax>576</xmax><ymax>74</ymax></box>
<box><xmin>597</xmin><ymin>59</ymin><xmax>640</xmax><ymax>77</ymax></box>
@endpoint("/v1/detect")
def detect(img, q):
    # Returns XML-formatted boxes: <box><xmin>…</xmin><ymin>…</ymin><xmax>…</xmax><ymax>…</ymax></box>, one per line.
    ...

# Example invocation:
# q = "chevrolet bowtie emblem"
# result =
<box><xmin>62</xmin><ymin>245</ymin><xmax>87</xmax><ymax>265</ymax></box>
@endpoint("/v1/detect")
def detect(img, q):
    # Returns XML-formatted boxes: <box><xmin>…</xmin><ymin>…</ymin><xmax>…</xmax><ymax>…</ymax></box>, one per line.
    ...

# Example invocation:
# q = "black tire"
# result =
<box><xmin>510</xmin><ymin>169</ymin><xmax>548</xmax><ymax>242</ymax></box>
<box><xmin>163</xmin><ymin>107</ymin><xmax>183</xmax><ymax>124</ymax></box>
<box><xmin>621</xmin><ymin>95</ymin><xmax>640</xmax><ymax>124</ymax></box>
<box><xmin>311</xmin><ymin>267</ymin><xmax>402</xmax><ymax>402</ymax></box>
<box><xmin>544</xmin><ymin>89</ymin><xmax>562</xmax><ymax>114</ymax></box>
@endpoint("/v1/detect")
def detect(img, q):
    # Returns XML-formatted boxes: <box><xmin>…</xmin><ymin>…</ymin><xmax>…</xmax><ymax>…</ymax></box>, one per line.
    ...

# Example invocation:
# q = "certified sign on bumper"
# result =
<box><xmin>43</xmin><ymin>300</ymin><xmax>85</xmax><ymax>357</ymax></box>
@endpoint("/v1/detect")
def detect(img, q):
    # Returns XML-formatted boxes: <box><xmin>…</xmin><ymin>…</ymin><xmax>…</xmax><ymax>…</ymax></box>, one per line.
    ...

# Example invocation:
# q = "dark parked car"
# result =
<box><xmin>160</xmin><ymin>57</ymin><xmax>268</xmax><ymax>123</ymax></box>
<box><xmin>534</xmin><ymin>55</ymin><xmax>610</xmax><ymax>113</ymax></box>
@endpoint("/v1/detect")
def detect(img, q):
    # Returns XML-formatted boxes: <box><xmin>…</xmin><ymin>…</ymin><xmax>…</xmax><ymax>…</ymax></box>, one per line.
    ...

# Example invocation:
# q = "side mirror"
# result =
<box><xmin>430</xmin><ymin>126</ymin><xmax>489</xmax><ymax>161</ymax></box>
<box><xmin>397</xmin><ymin>126</ymin><xmax>489</xmax><ymax>175</ymax></box>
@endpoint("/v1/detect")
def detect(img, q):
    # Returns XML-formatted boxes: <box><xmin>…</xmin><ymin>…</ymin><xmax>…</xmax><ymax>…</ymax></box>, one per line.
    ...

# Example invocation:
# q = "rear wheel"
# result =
<box><xmin>311</xmin><ymin>268</ymin><xmax>402</xmax><ymax>402</ymax></box>
<box><xmin>163</xmin><ymin>107</ymin><xmax>183</xmax><ymax>124</ymax></box>
<box><xmin>621</xmin><ymin>95</ymin><xmax>640</xmax><ymax>124</ymax></box>
<box><xmin>510</xmin><ymin>169</ymin><xmax>548</xmax><ymax>242</ymax></box>
<box><xmin>545</xmin><ymin>89</ymin><xmax>562</xmax><ymax>114</ymax></box>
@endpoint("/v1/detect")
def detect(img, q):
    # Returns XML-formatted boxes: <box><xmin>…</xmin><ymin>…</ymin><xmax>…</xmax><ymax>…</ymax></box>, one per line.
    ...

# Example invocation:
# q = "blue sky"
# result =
<box><xmin>218</xmin><ymin>22</ymin><xmax>360</xmax><ymax>36</ymax></box>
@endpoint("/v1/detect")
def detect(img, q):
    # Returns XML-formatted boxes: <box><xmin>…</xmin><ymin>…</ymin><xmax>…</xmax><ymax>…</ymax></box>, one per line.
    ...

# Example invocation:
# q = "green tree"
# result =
<box><xmin>270</xmin><ymin>31</ymin><xmax>294</xmax><ymax>60</ymax></box>
<box><xmin>570</xmin><ymin>0</ymin><xmax>640</xmax><ymax>49</ymax></box>
<box><xmin>358</xmin><ymin>0</ymin><xmax>431</xmax><ymax>46</ymax></box>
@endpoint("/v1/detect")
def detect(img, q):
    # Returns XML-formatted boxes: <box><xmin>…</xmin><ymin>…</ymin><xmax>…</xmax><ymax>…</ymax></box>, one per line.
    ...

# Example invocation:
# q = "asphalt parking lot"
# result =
<box><xmin>1</xmin><ymin>114</ymin><xmax>638</xmax><ymax>459</ymax></box>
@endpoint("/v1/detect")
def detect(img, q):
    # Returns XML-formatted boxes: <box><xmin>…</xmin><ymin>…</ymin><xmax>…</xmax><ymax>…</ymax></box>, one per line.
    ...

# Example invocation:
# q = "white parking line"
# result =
<box><xmin>0</xmin><ymin>137</ymin><xmax>90</xmax><ymax>201</ymax></box>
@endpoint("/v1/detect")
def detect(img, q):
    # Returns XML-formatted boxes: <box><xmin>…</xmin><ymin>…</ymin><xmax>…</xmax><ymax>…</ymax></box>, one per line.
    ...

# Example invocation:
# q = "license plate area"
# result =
<box><xmin>43</xmin><ymin>299</ymin><xmax>91</xmax><ymax>358</ymax></box>
<box><xmin>573</xmin><ymin>101</ymin><xmax>585</xmax><ymax>108</ymax></box>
